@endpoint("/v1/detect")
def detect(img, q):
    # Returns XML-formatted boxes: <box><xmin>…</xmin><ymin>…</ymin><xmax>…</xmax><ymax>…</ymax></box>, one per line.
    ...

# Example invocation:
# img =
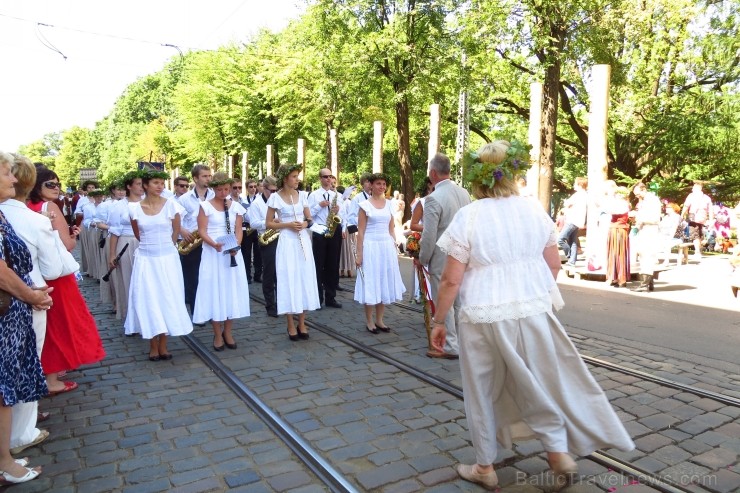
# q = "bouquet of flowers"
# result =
<box><xmin>406</xmin><ymin>232</ymin><xmax>421</xmax><ymax>258</ymax></box>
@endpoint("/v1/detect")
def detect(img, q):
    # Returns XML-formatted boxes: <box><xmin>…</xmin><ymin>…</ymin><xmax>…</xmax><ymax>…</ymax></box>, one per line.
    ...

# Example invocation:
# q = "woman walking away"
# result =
<box><xmin>431</xmin><ymin>140</ymin><xmax>634</xmax><ymax>490</ymax></box>
<box><xmin>354</xmin><ymin>173</ymin><xmax>405</xmax><ymax>333</ymax></box>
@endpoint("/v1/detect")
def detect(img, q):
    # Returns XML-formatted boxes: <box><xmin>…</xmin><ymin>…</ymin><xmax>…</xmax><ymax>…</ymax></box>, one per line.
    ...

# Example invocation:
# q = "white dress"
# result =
<box><xmin>267</xmin><ymin>192</ymin><xmax>320</xmax><ymax>314</ymax></box>
<box><xmin>192</xmin><ymin>200</ymin><xmax>251</xmax><ymax>324</ymax></box>
<box><xmin>354</xmin><ymin>199</ymin><xmax>406</xmax><ymax>305</ymax></box>
<box><xmin>438</xmin><ymin>197</ymin><xmax>633</xmax><ymax>463</ymax></box>
<box><xmin>124</xmin><ymin>199</ymin><xmax>193</xmax><ymax>339</ymax></box>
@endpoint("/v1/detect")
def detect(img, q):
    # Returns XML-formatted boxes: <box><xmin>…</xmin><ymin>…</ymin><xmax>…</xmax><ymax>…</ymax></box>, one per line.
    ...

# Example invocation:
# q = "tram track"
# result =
<box><xmin>381</xmin><ymin>296</ymin><xmax>740</xmax><ymax>408</ymax></box>
<box><xmin>240</xmin><ymin>292</ymin><xmax>705</xmax><ymax>493</ymax></box>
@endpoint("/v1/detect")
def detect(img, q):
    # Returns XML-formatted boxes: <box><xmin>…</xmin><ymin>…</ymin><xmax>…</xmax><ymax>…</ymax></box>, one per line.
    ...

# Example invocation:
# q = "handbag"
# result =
<box><xmin>41</xmin><ymin>202</ymin><xmax>80</xmax><ymax>279</ymax></box>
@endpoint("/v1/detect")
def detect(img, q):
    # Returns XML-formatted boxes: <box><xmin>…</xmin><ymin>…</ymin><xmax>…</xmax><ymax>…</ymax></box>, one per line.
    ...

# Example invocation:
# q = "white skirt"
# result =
<box><xmin>459</xmin><ymin>311</ymin><xmax>634</xmax><ymax>464</ymax></box>
<box><xmin>276</xmin><ymin>230</ymin><xmax>320</xmax><ymax>314</ymax></box>
<box><xmin>192</xmin><ymin>243</ymin><xmax>251</xmax><ymax>324</ymax></box>
<box><xmin>111</xmin><ymin>236</ymin><xmax>139</xmax><ymax>320</ymax></box>
<box><xmin>354</xmin><ymin>236</ymin><xmax>405</xmax><ymax>305</ymax></box>
<box><xmin>124</xmin><ymin>249</ymin><xmax>193</xmax><ymax>339</ymax></box>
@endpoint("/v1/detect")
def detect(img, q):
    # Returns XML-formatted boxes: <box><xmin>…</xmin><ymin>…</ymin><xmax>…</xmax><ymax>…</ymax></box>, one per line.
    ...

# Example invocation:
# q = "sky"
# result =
<box><xmin>0</xmin><ymin>0</ymin><xmax>305</xmax><ymax>152</ymax></box>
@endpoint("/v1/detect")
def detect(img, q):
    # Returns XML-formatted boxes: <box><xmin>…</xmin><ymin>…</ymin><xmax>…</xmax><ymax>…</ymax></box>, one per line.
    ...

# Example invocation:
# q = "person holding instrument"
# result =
<box><xmin>353</xmin><ymin>173</ymin><xmax>405</xmax><ymax>334</ymax></box>
<box><xmin>267</xmin><ymin>164</ymin><xmax>319</xmax><ymax>340</ymax></box>
<box><xmin>193</xmin><ymin>173</ymin><xmax>250</xmax><ymax>352</ymax></box>
<box><xmin>124</xmin><ymin>171</ymin><xmax>192</xmax><ymax>360</ymax></box>
<box><xmin>430</xmin><ymin>140</ymin><xmax>633</xmax><ymax>490</ymax></box>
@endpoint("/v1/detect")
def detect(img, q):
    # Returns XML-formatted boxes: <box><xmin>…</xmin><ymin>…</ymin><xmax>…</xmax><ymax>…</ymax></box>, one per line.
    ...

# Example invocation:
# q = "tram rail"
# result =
<box><xmin>240</xmin><ymin>293</ymin><xmax>708</xmax><ymax>493</ymax></box>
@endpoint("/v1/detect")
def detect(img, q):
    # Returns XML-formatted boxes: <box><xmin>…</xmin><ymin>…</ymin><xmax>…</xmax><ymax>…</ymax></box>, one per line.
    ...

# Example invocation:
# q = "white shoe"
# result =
<box><xmin>1</xmin><ymin>466</ymin><xmax>41</xmax><ymax>484</ymax></box>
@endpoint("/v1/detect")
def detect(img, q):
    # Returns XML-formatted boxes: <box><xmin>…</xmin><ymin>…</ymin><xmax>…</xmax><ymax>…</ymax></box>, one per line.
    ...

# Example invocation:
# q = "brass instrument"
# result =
<box><xmin>177</xmin><ymin>231</ymin><xmax>203</xmax><ymax>255</ymax></box>
<box><xmin>258</xmin><ymin>229</ymin><xmax>280</xmax><ymax>246</ymax></box>
<box><xmin>324</xmin><ymin>191</ymin><xmax>342</xmax><ymax>238</ymax></box>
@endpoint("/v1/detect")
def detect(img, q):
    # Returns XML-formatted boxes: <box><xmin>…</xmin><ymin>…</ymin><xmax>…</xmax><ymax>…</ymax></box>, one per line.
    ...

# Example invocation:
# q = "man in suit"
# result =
<box><xmin>419</xmin><ymin>153</ymin><xmax>471</xmax><ymax>359</ymax></box>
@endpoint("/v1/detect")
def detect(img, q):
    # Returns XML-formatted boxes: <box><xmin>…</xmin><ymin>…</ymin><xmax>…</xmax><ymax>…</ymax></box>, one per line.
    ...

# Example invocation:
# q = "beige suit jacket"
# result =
<box><xmin>419</xmin><ymin>179</ymin><xmax>471</xmax><ymax>274</ymax></box>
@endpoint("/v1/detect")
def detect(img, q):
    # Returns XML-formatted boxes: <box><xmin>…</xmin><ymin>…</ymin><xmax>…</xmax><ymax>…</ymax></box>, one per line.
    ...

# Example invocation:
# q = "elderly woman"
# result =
<box><xmin>0</xmin><ymin>151</ymin><xmax>53</xmax><ymax>483</ymax></box>
<box><xmin>431</xmin><ymin>141</ymin><xmax>634</xmax><ymax>490</ymax></box>
<box><xmin>0</xmin><ymin>156</ymin><xmax>62</xmax><ymax>456</ymax></box>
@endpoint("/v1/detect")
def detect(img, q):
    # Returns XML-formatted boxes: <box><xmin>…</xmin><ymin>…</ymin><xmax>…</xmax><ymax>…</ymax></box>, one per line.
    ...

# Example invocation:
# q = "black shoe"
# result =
<box><xmin>375</xmin><ymin>324</ymin><xmax>391</xmax><ymax>333</ymax></box>
<box><xmin>247</xmin><ymin>278</ymin><xmax>253</xmax><ymax>284</ymax></box>
<box><xmin>298</xmin><ymin>330</ymin><xmax>309</xmax><ymax>340</ymax></box>
<box><xmin>267</xmin><ymin>311</ymin><xmax>279</xmax><ymax>318</ymax></box>
<box><xmin>288</xmin><ymin>328</ymin><xmax>299</xmax><ymax>341</ymax></box>
<box><xmin>224</xmin><ymin>341</ymin><xmax>237</xmax><ymax>350</ymax></box>
<box><xmin>366</xmin><ymin>325</ymin><xmax>379</xmax><ymax>334</ymax></box>
<box><xmin>254</xmin><ymin>276</ymin><xmax>262</xmax><ymax>283</ymax></box>
<box><xmin>325</xmin><ymin>300</ymin><xmax>342</xmax><ymax>309</ymax></box>
<box><xmin>213</xmin><ymin>337</ymin><xmax>225</xmax><ymax>351</ymax></box>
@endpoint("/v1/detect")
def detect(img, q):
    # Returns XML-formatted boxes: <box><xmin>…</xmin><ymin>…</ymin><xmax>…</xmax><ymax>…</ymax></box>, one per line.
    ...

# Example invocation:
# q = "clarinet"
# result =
<box><xmin>289</xmin><ymin>192</ymin><xmax>307</xmax><ymax>261</ymax></box>
<box><xmin>225</xmin><ymin>199</ymin><xmax>238</xmax><ymax>267</ymax></box>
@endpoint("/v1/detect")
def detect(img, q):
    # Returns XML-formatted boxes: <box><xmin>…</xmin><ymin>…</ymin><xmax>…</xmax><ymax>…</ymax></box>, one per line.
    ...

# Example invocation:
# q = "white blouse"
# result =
<box><xmin>437</xmin><ymin>196</ymin><xmax>563</xmax><ymax>324</ymax></box>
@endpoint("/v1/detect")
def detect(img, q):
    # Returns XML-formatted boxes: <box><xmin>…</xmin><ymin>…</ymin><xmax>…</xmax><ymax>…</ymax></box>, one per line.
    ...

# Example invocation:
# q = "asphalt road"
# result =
<box><xmin>557</xmin><ymin>283</ymin><xmax>740</xmax><ymax>368</ymax></box>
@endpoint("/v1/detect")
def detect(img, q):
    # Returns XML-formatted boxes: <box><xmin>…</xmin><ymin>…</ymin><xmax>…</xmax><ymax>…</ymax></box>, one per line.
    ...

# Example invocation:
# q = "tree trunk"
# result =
<box><xmin>538</xmin><ymin>58</ymin><xmax>560</xmax><ymax>212</ymax></box>
<box><xmin>395</xmin><ymin>97</ymin><xmax>414</xmax><ymax>222</ymax></box>
<box><xmin>324</xmin><ymin>121</ymin><xmax>332</xmax><ymax>169</ymax></box>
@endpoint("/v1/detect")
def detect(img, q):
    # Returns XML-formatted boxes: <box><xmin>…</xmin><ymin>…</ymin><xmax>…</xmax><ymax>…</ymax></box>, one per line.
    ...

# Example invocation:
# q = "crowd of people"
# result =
<box><xmin>13</xmin><ymin>142</ymin><xmax>716</xmax><ymax>488</ymax></box>
<box><xmin>558</xmin><ymin>179</ymin><xmax>740</xmax><ymax>291</ymax></box>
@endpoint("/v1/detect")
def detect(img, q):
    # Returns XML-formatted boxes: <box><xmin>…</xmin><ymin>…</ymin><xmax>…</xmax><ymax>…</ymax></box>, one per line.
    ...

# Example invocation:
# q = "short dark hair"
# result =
<box><xmin>29</xmin><ymin>167</ymin><xmax>60</xmax><ymax>203</ymax></box>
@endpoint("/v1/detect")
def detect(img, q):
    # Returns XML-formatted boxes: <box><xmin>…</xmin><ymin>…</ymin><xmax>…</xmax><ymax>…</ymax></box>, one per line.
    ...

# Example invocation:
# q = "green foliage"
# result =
<box><xmin>12</xmin><ymin>0</ymin><xmax>740</xmax><ymax>205</ymax></box>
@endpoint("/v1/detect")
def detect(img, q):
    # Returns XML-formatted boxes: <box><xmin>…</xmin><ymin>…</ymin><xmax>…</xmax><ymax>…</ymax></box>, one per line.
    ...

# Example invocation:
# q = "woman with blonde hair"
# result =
<box><xmin>431</xmin><ymin>140</ymin><xmax>633</xmax><ymax>490</ymax></box>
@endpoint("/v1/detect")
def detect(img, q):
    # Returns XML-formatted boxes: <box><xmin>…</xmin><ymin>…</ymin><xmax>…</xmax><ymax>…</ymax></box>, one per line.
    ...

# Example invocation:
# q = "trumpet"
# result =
<box><xmin>177</xmin><ymin>231</ymin><xmax>203</xmax><ymax>255</ymax></box>
<box><xmin>258</xmin><ymin>229</ymin><xmax>280</xmax><ymax>246</ymax></box>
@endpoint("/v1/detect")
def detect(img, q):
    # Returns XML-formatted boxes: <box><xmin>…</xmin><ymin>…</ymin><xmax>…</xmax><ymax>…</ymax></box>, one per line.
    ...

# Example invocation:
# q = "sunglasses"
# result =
<box><xmin>247</xmin><ymin>185</ymin><xmax>257</xmax><ymax>188</ymax></box>
<box><xmin>267</xmin><ymin>188</ymin><xmax>278</xmax><ymax>193</ymax></box>
<box><xmin>43</xmin><ymin>181</ymin><xmax>61</xmax><ymax>190</ymax></box>
<box><xmin>320</xmin><ymin>175</ymin><xmax>334</xmax><ymax>179</ymax></box>
<box><xmin>232</xmin><ymin>186</ymin><xmax>242</xmax><ymax>190</ymax></box>
<box><xmin>176</xmin><ymin>183</ymin><xmax>189</xmax><ymax>188</ymax></box>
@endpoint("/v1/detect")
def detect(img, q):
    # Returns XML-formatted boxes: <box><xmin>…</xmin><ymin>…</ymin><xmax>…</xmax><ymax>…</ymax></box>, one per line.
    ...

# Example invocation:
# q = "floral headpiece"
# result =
<box><xmin>462</xmin><ymin>139</ymin><xmax>532</xmax><ymax>187</ymax></box>
<box><xmin>141</xmin><ymin>170</ymin><xmax>170</xmax><ymax>182</ymax></box>
<box><xmin>276</xmin><ymin>164</ymin><xmax>302</xmax><ymax>185</ymax></box>
<box><xmin>209</xmin><ymin>175</ymin><xmax>235</xmax><ymax>188</ymax></box>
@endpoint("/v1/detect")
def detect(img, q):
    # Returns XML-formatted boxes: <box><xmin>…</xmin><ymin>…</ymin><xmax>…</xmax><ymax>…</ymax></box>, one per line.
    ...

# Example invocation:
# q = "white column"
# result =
<box><xmin>241</xmin><ymin>151</ymin><xmax>248</xmax><ymax>195</ymax></box>
<box><xmin>427</xmin><ymin>104</ymin><xmax>441</xmax><ymax>172</ymax></box>
<box><xmin>586</xmin><ymin>64</ymin><xmax>611</xmax><ymax>262</ymax></box>
<box><xmin>266</xmin><ymin>145</ymin><xmax>274</xmax><ymax>177</ymax></box>
<box><xmin>372</xmin><ymin>121</ymin><xmax>383</xmax><ymax>173</ymax></box>
<box><xmin>527</xmin><ymin>82</ymin><xmax>543</xmax><ymax>201</ymax></box>
<box><xmin>297</xmin><ymin>138</ymin><xmax>306</xmax><ymax>181</ymax></box>
<box><xmin>330</xmin><ymin>129</ymin><xmax>339</xmax><ymax>181</ymax></box>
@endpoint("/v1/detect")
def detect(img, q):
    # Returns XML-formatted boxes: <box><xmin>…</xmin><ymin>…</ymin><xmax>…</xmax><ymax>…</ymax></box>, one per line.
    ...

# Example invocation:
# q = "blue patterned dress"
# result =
<box><xmin>0</xmin><ymin>212</ymin><xmax>48</xmax><ymax>405</ymax></box>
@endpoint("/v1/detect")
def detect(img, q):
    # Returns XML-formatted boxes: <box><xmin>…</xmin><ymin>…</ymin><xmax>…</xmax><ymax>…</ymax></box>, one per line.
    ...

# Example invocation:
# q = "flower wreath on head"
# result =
<box><xmin>276</xmin><ymin>163</ymin><xmax>303</xmax><ymax>185</ymax></box>
<box><xmin>142</xmin><ymin>170</ymin><xmax>171</xmax><ymax>181</ymax></box>
<box><xmin>209</xmin><ymin>176</ymin><xmax>235</xmax><ymax>188</ymax></box>
<box><xmin>462</xmin><ymin>139</ymin><xmax>533</xmax><ymax>187</ymax></box>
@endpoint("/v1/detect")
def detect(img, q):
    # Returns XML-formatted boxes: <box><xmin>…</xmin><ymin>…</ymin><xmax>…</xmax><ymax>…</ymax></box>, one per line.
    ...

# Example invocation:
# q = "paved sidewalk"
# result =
<box><xmin>9</xmin><ymin>253</ymin><xmax>739</xmax><ymax>493</ymax></box>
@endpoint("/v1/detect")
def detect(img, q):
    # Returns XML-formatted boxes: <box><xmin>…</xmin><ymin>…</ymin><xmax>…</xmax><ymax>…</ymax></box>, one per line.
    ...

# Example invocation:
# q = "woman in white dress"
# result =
<box><xmin>193</xmin><ymin>173</ymin><xmax>250</xmax><ymax>351</ymax></box>
<box><xmin>124</xmin><ymin>171</ymin><xmax>192</xmax><ymax>360</ymax></box>
<box><xmin>354</xmin><ymin>173</ymin><xmax>405</xmax><ymax>334</ymax></box>
<box><xmin>266</xmin><ymin>164</ymin><xmax>320</xmax><ymax>341</ymax></box>
<box><xmin>108</xmin><ymin>172</ymin><xmax>144</xmax><ymax>320</ymax></box>
<box><xmin>431</xmin><ymin>141</ymin><xmax>633</xmax><ymax>491</ymax></box>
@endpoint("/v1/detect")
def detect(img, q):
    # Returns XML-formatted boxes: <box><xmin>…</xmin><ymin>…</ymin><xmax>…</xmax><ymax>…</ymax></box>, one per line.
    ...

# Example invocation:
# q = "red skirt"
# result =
<box><xmin>41</xmin><ymin>274</ymin><xmax>106</xmax><ymax>374</ymax></box>
<box><xmin>606</xmin><ymin>226</ymin><xmax>630</xmax><ymax>284</ymax></box>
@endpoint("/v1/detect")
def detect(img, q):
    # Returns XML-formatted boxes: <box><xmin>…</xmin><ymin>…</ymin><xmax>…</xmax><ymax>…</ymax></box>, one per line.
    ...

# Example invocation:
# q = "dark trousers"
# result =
<box><xmin>260</xmin><ymin>238</ymin><xmax>278</xmax><ymax>314</ymax></box>
<box><xmin>312</xmin><ymin>228</ymin><xmax>342</xmax><ymax>304</ymax></box>
<box><xmin>241</xmin><ymin>229</ymin><xmax>262</xmax><ymax>280</ymax></box>
<box><xmin>180</xmin><ymin>243</ymin><xmax>203</xmax><ymax>309</ymax></box>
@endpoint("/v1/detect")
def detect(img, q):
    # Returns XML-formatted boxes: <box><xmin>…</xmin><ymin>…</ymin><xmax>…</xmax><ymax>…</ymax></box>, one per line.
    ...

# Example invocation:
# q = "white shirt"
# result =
<box><xmin>563</xmin><ymin>189</ymin><xmax>588</xmax><ymax>229</ymax></box>
<box><xmin>346</xmin><ymin>189</ymin><xmax>370</xmax><ymax>228</ymax></box>
<box><xmin>178</xmin><ymin>187</ymin><xmax>215</xmax><ymax>233</ymax></box>
<box><xmin>308</xmin><ymin>187</ymin><xmax>345</xmax><ymax>226</ymax></box>
<box><xmin>108</xmin><ymin>199</ymin><xmax>138</xmax><ymax>237</ymax></box>
<box><xmin>437</xmin><ymin>196</ymin><xmax>563</xmax><ymax>324</ymax></box>
<box><xmin>247</xmin><ymin>194</ymin><xmax>270</xmax><ymax>234</ymax></box>
<box><xmin>74</xmin><ymin>195</ymin><xmax>89</xmax><ymax>216</ymax></box>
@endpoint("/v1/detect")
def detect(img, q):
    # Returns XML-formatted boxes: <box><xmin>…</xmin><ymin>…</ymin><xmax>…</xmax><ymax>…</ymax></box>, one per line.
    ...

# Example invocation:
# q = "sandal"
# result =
<box><xmin>456</xmin><ymin>463</ymin><xmax>498</xmax><ymax>491</ymax></box>
<box><xmin>48</xmin><ymin>381</ymin><xmax>78</xmax><ymax>395</ymax></box>
<box><xmin>1</xmin><ymin>466</ymin><xmax>41</xmax><ymax>484</ymax></box>
<box><xmin>9</xmin><ymin>429</ymin><xmax>49</xmax><ymax>455</ymax></box>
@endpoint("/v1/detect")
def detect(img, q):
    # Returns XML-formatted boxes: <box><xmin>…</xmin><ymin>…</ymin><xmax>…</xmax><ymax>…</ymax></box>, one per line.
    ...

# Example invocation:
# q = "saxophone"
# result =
<box><xmin>177</xmin><ymin>231</ymin><xmax>202</xmax><ymax>255</ymax></box>
<box><xmin>324</xmin><ymin>191</ymin><xmax>342</xmax><ymax>238</ymax></box>
<box><xmin>258</xmin><ymin>229</ymin><xmax>280</xmax><ymax>246</ymax></box>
